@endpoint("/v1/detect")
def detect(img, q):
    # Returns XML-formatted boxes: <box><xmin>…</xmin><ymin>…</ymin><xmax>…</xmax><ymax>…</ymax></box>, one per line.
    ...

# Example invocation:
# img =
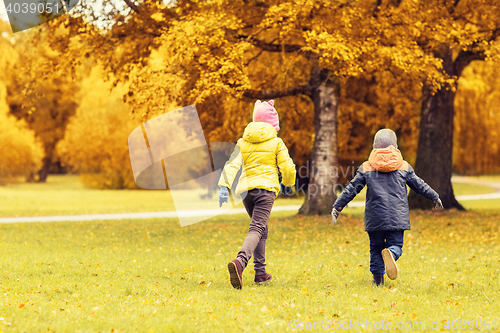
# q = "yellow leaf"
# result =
<box><xmin>151</xmin><ymin>13</ymin><xmax>164</xmax><ymax>22</ymax></box>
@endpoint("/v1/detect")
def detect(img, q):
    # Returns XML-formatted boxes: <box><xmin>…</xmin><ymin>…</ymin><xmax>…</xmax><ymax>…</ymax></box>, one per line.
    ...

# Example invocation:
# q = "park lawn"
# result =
<box><xmin>0</xmin><ymin>209</ymin><xmax>499</xmax><ymax>332</ymax></box>
<box><xmin>0</xmin><ymin>175</ymin><xmax>176</xmax><ymax>217</ymax></box>
<box><xmin>461</xmin><ymin>199</ymin><xmax>500</xmax><ymax>214</ymax></box>
<box><xmin>0</xmin><ymin>175</ymin><xmax>495</xmax><ymax>217</ymax></box>
<box><xmin>0</xmin><ymin>175</ymin><xmax>304</xmax><ymax>217</ymax></box>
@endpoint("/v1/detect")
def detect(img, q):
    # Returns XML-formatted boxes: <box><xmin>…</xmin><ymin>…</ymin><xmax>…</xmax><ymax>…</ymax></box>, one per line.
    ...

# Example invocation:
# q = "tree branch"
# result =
<box><xmin>454</xmin><ymin>50</ymin><xmax>485</xmax><ymax>77</ymax></box>
<box><xmin>492</xmin><ymin>27</ymin><xmax>500</xmax><ymax>41</ymax></box>
<box><xmin>123</xmin><ymin>0</ymin><xmax>140</xmax><ymax>13</ymax></box>
<box><xmin>448</xmin><ymin>0</ymin><xmax>461</xmax><ymax>15</ymax></box>
<box><xmin>372</xmin><ymin>0</ymin><xmax>382</xmax><ymax>18</ymax></box>
<box><xmin>243</xmin><ymin>85</ymin><xmax>314</xmax><ymax>99</ymax></box>
<box><xmin>450</xmin><ymin>25</ymin><xmax>499</xmax><ymax>77</ymax></box>
<box><xmin>244</xmin><ymin>49</ymin><xmax>264</xmax><ymax>66</ymax></box>
<box><xmin>238</xmin><ymin>35</ymin><xmax>304</xmax><ymax>53</ymax></box>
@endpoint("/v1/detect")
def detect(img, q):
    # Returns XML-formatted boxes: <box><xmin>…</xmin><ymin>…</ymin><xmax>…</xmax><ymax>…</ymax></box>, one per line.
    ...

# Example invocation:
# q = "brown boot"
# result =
<box><xmin>382</xmin><ymin>249</ymin><xmax>398</xmax><ymax>280</ymax></box>
<box><xmin>254</xmin><ymin>273</ymin><xmax>272</xmax><ymax>284</ymax></box>
<box><xmin>228</xmin><ymin>259</ymin><xmax>243</xmax><ymax>289</ymax></box>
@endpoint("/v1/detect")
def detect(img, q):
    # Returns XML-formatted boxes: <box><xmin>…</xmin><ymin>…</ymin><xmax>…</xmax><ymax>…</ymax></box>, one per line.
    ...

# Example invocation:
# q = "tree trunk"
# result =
<box><xmin>38</xmin><ymin>145</ymin><xmax>54</xmax><ymax>183</ymax></box>
<box><xmin>409</xmin><ymin>49</ymin><xmax>464</xmax><ymax>210</ymax></box>
<box><xmin>299</xmin><ymin>67</ymin><xmax>339</xmax><ymax>215</ymax></box>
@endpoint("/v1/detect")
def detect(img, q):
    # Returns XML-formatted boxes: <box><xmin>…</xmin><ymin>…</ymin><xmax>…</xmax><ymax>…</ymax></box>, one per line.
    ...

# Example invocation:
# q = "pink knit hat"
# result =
<box><xmin>252</xmin><ymin>100</ymin><xmax>280</xmax><ymax>131</ymax></box>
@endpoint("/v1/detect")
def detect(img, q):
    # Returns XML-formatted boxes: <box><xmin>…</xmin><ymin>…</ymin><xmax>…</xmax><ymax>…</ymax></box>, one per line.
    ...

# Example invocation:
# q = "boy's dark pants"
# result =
<box><xmin>367</xmin><ymin>230</ymin><xmax>404</xmax><ymax>275</ymax></box>
<box><xmin>236</xmin><ymin>189</ymin><xmax>276</xmax><ymax>276</ymax></box>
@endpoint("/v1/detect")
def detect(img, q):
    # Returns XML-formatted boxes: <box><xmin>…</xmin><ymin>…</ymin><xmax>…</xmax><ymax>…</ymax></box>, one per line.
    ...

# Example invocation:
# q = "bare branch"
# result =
<box><xmin>454</xmin><ymin>50</ymin><xmax>485</xmax><ymax>77</ymax></box>
<box><xmin>244</xmin><ymin>49</ymin><xmax>264</xmax><ymax>66</ymax></box>
<box><xmin>372</xmin><ymin>0</ymin><xmax>382</xmax><ymax>18</ymax></box>
<box><xmin>243</xmin><ymin>85</ymin><xmax>314</xmax><ymax>99</ymax></box>
<box><xmin>123</xmin><ymin>0</ymin><xmax>140</xmax><ymax>13</ymax></box>
<box><xmin>238</xmin><ymin>35</ymin><xmax>304</xmax><ymax>53</ymax></box>
<box><xmin>492</xmin><ymin>27</ymin><xmax>500</xmax><ymax>41</ymax></box>
<box><xmin>447</xmin><ymin>0</ymin><xmax>461</xmax><ymax>15</ymax></box>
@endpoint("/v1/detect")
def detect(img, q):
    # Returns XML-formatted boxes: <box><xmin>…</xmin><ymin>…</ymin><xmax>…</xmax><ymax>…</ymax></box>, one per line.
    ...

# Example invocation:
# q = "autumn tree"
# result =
<box><xmin>369</xmin><ymin>0</ymin><xmax>500</xmax><ymax>209</ymax></box>
<box><xmin>69</xmin><ymin>0</ymin><xmax>490</xmax><ymax>214</ymax></box>
<box><xmin>80</xmin><ymin>0</ymin><xmax>342</xmax><ymax>213</ymax></box>
<box><xmin>103</xmin><ymin>0</ymin><xmax>444</xmax><ymax>215</ymax></box>
<box><xmin>113</xmin><ymin>0</ymin><xmax>360</xmax><ymax>215</ymax></box>
<box><xmin>0</xmin><ymin>21</ymin><xmax>44</xmax><ymax>183</ymax></box>
<box><xmin>58</xmin><ymin>66</ymin><xmax>139</xmax><ymax>189</ymax></box>
<box><xmin>338</xmin><ymin>69</ymin><xmax>423</xmax><ymax>178</ymax></box>
<box><xmin>6</xmin><ymin>17</ymin><xmax>88</xmax><ymax>181</ymax></box>
<box><xmin>0</xmin><ymin>82</ymin><xmax>44</xmax><ymax>184</ymax></box>
<box><xmin>454</xmin><ymin>60</ymin><xmax>500</xmax><ymax>175</ymax></box>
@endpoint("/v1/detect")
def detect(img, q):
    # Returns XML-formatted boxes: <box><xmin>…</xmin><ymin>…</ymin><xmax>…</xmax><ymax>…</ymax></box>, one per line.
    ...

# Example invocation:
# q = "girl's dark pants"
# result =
<box><xmin>367</xmin><ymin>230</ymin><xmax>404</xmax><ymax>275</ymax></box>
<box><xmin>236</xmin><ymin>189</ymin><xmax>276</xmax><ymax>276</ymax></box>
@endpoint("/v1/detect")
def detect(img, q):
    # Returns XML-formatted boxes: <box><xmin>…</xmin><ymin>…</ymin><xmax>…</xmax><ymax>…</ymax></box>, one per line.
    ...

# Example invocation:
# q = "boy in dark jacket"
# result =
<box><xmin>331</xmin><ymin>129</ymin><xmax>443</xmax><ymax>286</ymax></box>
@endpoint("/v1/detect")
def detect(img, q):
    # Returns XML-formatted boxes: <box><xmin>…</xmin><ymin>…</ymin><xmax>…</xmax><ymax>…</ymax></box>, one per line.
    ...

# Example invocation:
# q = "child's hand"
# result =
<box><xmin>280</xmin><ymin>184</ymin><xmax>294</xmax><ymax>195</ymax></box>
<box><xmin>219</xmin><ymin>186</ymin><xmax>229</xmax><ymax>207</ymax></box>
<box><xmin>434</xmin><ymin>198</ymin><xmax>443</xmax><ymax>210</ymax></box>
<box><xmin>331</xmin><ymin>207</ymin><xmax>341</xmax><ymax>224</ymax></box>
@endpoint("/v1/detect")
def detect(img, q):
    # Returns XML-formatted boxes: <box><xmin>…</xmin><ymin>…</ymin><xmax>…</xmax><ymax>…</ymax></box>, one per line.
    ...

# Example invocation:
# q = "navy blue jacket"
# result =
<box><xmin>333</xmin><ymin>146</ymin><xmax>439</xmax><ymax>231</ymax></box>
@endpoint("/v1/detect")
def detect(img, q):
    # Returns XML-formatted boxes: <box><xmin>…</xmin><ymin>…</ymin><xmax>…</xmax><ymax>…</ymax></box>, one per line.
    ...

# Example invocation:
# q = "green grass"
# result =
<box><xmin>461</xmin><ymin>199</ymin><xmax>500</xmax><ymax>214</ymax></box>
<box><xmin>452</xmin><ymin>182</ymin><xmax>496</xmax><ymax>196</ymax></box>
<box><xmin>1</xmin><ymin>210</ymin><xmax>499</xmax><ymax>332</ymax></box>
<box><xmin>0</xmin><ymin>175</ymin><xmax>496</xmax><ymax>217</ymax></box>
<box><xmin>1</xmin><ymin>175</ymin><xmax>500</xmax><ymax>331</ymax></box>
<box><xmin>0</xmin><ymin>176</ymin><xmax>305</xmax><ymax>217</ymax></box>
<box><xmin>0</xmin><ymin>176</ymin><xmax>175</xmax><ymax>217</ymax></box>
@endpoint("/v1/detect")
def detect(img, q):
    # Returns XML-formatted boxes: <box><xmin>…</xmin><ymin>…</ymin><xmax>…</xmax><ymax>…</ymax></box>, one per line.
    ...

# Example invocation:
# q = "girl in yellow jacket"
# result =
<box><xmin>218</xmin><ymin>100</ymin><xmax>296</xmax><ymax>289</ymax></box>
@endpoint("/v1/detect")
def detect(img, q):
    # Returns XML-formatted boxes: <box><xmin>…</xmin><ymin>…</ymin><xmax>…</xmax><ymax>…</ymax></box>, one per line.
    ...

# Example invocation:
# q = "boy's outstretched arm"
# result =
<box><xmin>405</xmin><ymin>165</ymin><xmax>443</xmax><ymax>209</ymax></box>
<box><xmin>331</xmin><ymin>166</ymin><xmax>367</xmax><ymax>223</ymax></box>
<box><xmin>218</xmin><ymin>144</ymin><xmax>243</xmax><ymax>206</ymax></box>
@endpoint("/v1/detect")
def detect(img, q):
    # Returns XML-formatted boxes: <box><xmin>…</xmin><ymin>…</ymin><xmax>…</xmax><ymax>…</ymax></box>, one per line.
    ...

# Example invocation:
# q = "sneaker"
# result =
<box><xmin>371</xmin><ymin>274</ymin><xmax>384</xmax><ymax>286</ymax></box>
<box><xmin>228</xmin><ymin>259</ymin><xmax>243</xmax><ymax>289</ymax></box>
<box><xmin>254</xmin><ymin>273</ymin><xmax>272</xmax><ymax>284</ymax></box>
<box><xmin>382</xmin><ymin>249</ymin><xmax>398</xmax><ymax>280</ymax></box>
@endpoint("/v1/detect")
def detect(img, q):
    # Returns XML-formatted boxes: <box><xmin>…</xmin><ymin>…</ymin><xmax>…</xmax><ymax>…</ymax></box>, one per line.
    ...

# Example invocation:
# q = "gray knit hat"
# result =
<box><xmin>373</xmin><ymin>129</ymin><xmax>398</xmax><ymax>149</ymax></box>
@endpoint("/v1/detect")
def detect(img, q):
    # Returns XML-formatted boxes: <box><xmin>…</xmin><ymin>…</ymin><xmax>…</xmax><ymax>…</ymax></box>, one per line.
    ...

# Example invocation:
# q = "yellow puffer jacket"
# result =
<box><xmin>218</xmin><ymin>122</ymin><xmax>296</xmax><ymax>196</ymax></box>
